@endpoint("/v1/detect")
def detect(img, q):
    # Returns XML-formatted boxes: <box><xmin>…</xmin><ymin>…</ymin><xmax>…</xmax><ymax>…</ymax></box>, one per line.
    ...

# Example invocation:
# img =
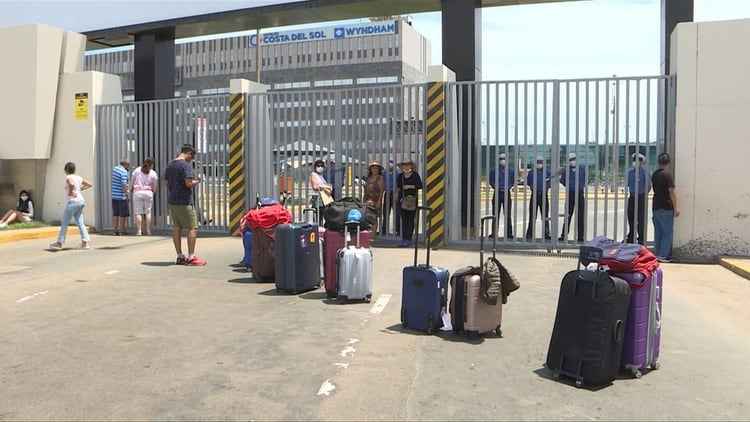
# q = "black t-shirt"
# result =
<box><xmin>398</xmin><ymin>171</ymin><xmax>423</xmax><ymax>198</ymax></box>
<box><xmin>164</xmin><ymin>158</ymin><xmax>194</xmax><ymax>206</ymax></box>
<box><xmin>651</xmin><ymin>168</ymin><xmax>674</xmax><ymax>210</ymax></box>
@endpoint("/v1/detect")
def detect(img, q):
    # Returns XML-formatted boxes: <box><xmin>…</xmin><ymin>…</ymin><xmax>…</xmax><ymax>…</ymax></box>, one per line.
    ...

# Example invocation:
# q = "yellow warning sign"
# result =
<box><xmin>75</xmin><ymin>92</ymin><xmax>89</xmax><ymax>120</ymax></box>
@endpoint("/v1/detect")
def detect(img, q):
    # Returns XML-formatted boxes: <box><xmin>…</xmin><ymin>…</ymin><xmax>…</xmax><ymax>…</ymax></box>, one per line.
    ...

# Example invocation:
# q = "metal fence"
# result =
<box><xmin>95</xmin><ymin>75</ymin><xmax>674</xmax><ymax>250</ymax></box>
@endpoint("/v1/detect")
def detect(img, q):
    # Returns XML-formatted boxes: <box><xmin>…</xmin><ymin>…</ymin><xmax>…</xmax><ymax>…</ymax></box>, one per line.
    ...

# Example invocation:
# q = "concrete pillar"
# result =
<box><xmin>134</xmin><ymin>28</ymin><xmax>175</xmax><ymax>101</ymax></box>
<box><xmin>661</xmin><ymin>0</ymin><xmax>694</xmax><ymax>75</ymax></box>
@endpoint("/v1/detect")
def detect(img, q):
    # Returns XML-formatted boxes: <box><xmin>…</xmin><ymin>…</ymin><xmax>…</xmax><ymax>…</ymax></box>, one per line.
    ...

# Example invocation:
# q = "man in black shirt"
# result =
<box><xmin>651</xmin><ymin>153</ymin><xmax>680</xmax><ymax>263</ymax></box>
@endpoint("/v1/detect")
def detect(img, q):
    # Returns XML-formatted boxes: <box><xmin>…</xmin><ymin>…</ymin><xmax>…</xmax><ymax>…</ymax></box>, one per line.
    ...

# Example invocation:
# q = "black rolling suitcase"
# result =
<box><xmin>545</xmin><ymin>246</ymin><xmax>631</xmax><ymax>388</ymax></box>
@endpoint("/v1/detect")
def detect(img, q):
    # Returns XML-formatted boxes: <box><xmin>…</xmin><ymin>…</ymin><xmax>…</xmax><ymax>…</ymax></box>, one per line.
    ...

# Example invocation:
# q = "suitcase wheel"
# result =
<box><xmin>364</xmin><ymin>294</ymin><xmax>371</xmax><ymax>303</ymax></box>
<box><xmin>426</xmin><ymin>315</ymin><xmax>436</xmax><ymax>335</ymax></box>
<box><xmin>651</xmin><ymin>362</ymin><xmax>660</xmax><ymax>370</ymax></box>
<box><xmin>338</xmin><ymin>295</ymin><xmax>348</xmax><ymax>304</ymax></box>
<box><xmin>633</xmin><ymin>370</ymin><xmax>643</xmax><ymax>379</ymax></box>
<box><xmin>494</xmin><ymin>326</ymin><xmax>502</xmax><ymax>336</ymax></box>
<box><xmin>552</xmin><ymin>372</ymin><xmax>560</xmax><ymax>380</ymax></box>
<box><xmin>574</xmin><ymin>380</ymin><xmax>583</xmax><ymax>388</ymax></box>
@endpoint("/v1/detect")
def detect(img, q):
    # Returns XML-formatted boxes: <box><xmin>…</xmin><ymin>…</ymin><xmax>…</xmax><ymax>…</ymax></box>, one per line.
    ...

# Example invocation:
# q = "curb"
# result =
<box><xmin>718</xmin><ymin>258</ymin><xmax>750</xmax><ymax>282</ymax></box>
<box><xmin>0</xmin><ymin>226</ymin><xmax>96</xmax><ymax>244</ymax></box>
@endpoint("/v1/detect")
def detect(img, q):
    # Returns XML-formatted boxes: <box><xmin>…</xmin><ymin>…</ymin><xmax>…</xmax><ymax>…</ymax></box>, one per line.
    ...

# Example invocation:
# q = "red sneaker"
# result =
<box><xmin>185</xmin><ymin>256</ymin><xmax>206</xmax><ymax>266</ymax></box>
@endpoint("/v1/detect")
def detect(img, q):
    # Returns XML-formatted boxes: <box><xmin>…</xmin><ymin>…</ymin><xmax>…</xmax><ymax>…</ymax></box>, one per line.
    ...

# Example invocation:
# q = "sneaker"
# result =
<box><xmin>176</xmin><ymin>256</ymin><xmax>187</xmax><ymax>265</ymax></box>
<box><xmin>657</xmin><ymin>257</ymin><xmax>672</xmax><ymax>263</ymax></box>
<box><xmin>0</xmin><ymin>222</ymin><xmax>7</xmax><ymax>228</ymax></box>
<box><xmin>185</xmin><ymin>256</ymin><xmax>207</xmax><ymax>266</ymax></box>
<box><xmin>403</xmin><ymin>240</ymin><xmax>413</xmax><ymax>248</ymax></box>
<box><xmin>80</xmin><ymin>241</ymin><xmax>91</xmax><ymax>250</ymax></box>
<box><xmin>48</xmin><ymin>242</ymin><xmax>62</xmax><ymax>250</ymax></box>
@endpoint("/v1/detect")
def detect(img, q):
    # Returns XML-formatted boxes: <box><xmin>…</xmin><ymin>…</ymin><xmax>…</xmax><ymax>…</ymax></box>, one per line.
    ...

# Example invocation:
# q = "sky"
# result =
<box><xmin>2</xmin><ymin>0</ymin><xmax>750</xmax><ymax>80</ymax></box>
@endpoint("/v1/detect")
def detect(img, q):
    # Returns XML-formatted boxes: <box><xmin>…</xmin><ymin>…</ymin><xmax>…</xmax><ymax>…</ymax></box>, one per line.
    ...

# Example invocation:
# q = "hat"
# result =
<box><xmin>632</xmin><ymin>152</ymin><xmax>646</xmax><ymax>161</ymax></box>
<box><xmin>368</xmin><ymin>161</ymin><xmax>383</xmax><ymax>170</ymax></box>
<box><xmin>535</xmin><ymin>155</ymin><xmax>544</xmax><ymax>162</ymax></box>
<box><xmin>399</xmin><ymin>159</ymin><xmax>415</xmax><ymax>167</ymax></box>
<box><xmin>568</xmin><ymin>153</ymin><xmax>577</xmax><ymax>160</ymax></box>
<box><xmin>499</xmin><ymin>153</ymin><xmax>506</xmax><ymax>160</ymax></box>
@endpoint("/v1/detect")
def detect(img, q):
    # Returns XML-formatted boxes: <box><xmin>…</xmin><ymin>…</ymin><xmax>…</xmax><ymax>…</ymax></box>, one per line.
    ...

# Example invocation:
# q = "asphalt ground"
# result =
<box><xmin>1</xmin><ymin>231</ymin><xmax>749</xmax><ymax>421</ymax></box>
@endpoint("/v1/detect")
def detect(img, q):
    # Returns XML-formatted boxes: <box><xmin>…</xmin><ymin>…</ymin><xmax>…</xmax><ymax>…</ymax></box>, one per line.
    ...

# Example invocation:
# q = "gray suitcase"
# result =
<box><xmin>335</xmin><ymin>222</ymin><xmax>373</xmax><ymax>304</ymax></box>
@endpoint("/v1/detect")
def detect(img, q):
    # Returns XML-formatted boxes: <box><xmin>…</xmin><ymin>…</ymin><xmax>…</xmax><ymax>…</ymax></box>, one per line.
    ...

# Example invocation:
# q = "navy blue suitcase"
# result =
<box><xmin>274</xmin><ymin>222</ymin><xmax>321</xmax><ymax>294</ymax></box>
<box><xmin>243</xmin><ymin>230</ymin><xmax>253</xmax><ymax>270</ymax></box>
<box><xmin>401</xmin><ymin>207</ymin><xmax>449</xmax><ymax>334</ymax></box>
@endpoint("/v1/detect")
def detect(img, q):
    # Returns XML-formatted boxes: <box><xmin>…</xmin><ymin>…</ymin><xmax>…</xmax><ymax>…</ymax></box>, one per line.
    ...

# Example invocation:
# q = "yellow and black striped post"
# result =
<box><xmin>228</xmin><ymin>93</ymin><xmax>246</xmax><ymax>236</ymax></box>
<box><xmin>425</xmin><ymin>82</ymin><xmax>446</xmax><ymax>248</ymax></box>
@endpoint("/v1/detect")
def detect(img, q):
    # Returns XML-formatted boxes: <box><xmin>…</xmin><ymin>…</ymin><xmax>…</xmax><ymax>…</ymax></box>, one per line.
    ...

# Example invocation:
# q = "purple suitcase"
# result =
<box><xmin>613</xmin><ymin>268</ymin><xmax>663</xmax><ymax>378</ymax></box>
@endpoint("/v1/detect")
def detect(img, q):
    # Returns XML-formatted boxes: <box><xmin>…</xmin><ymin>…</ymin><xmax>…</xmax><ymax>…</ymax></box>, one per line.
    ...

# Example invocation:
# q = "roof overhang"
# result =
<box><xmin>83</xmin><ymin>0</ymin><xmax>581</xmax><ymax>50</ymax></box>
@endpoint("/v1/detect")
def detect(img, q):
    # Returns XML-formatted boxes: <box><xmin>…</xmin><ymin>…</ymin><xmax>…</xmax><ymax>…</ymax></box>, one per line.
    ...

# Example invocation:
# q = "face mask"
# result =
<box><xmin>569</xmin><ymin>160</ymin><xmax>577</xmax><ymax>167</ymax></box>
<box><xmin>20</xmin><ymin>196</ymin><xmax>28</xmax><ymax>201</ymax></box>
<box><xmin>536</xmin><ymin>163</ymin><xmax>543</xmax><ymax>170</ymax></box>
<box><xmin>633</xmin><ymin>161</ymin><xmax>640</xmax><ymax>168</ymax></box>
<box><xmin>315</xmin><ymin>167</ymin><xmax>324</xmax><ymax>173</ymax></box>
<box><xmin>499</xmin><ymin>160</ymin><xmax>506</xmax><ymax>166</ymax></box>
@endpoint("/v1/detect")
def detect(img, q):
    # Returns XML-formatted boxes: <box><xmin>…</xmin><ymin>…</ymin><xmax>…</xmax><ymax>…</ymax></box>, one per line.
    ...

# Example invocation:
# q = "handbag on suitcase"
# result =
<box><xmin>612</xmin><ymin>268</ymin><xmax>663</xmax><ymax>378</ymax></box>
<box><xmin>545</xmin><ymin>246</ymin><xmax>631</xmax><ymax>388</ymax></box>
<box><xmin>401</xmin><ymin>206</ymin><xmax>449</xmax><ymax>334</ymax></box>
<box><xmin>324</xmin><ymin>228</ymin><xmax>370</xmax><ymax>298</ymax></box>
<box><xmin>449</xmin><ymin>215</ymin><xmax>504</xmax><ymax>338</ymax></box>
<box><xmin>274</xmin><ymin>222</ymin><xmax>321</xmax><ymax>294</ymax></box>
<box><xmin>336</xmin><ymin>221</ymin><xmax>373</xmax><ymax>304</ymax></box>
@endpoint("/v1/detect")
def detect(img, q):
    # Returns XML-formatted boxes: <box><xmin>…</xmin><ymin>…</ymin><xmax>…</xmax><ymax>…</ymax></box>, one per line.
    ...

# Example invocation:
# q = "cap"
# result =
<box><xmin>499</xmin><ymin>153</ymin><xmax>506</xmax><ymax>160</ymax></box>
<box><xmin>535</xmin><ymin>155</ymin><xmax>544</xmax><ymax>162</ymax></box>
<box><xmin>568</xmin><ymin>153</ymin><xmax>577</xmax><ymax>160</ymax></box>
<box><xmin>632</xmin><ymin>152</ymin><xmax>646</xmax><ymax>161</ymax></box>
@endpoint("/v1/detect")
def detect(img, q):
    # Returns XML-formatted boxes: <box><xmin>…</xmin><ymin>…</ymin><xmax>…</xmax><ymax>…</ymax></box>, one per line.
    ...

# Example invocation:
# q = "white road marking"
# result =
<box><xmin>16</xmin><ymin>290</ymin><xmax>49</xmax><ymax>303</ymax></box>
<box><xmin>346</xmin><ymin>338</ymin><xmax>360</xmax><ymax>345</ymax></box>
<box><xmin>339</xmin><ymin>346</ymin><xmax>356</xmax><ymax>357</ymax></box>
<box><xmin>333</xmin><ymin>363</ymin><xmax>349</xmax><ymax>369</ymax></box>
<box><xmin>105</xmin><ymin>270</ymin><xmax>119</xmax><ymax>275</ymax></box>
<box><xmin>317</xmin><ymin>379</ymin><xmax>336</xmax><ymax>396</ymax></box>
<box><xmin>369</xmin><ymin>294</ymin><xmax>391</xmax><ymax>314</ymax></box>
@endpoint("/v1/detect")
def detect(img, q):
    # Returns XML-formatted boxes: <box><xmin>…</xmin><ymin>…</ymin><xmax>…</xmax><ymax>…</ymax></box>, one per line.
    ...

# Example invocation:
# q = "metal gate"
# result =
<box><xmin>445</xmin><ymin>75</ymin><xmax>676</xmax><ymax>249</ymax></box>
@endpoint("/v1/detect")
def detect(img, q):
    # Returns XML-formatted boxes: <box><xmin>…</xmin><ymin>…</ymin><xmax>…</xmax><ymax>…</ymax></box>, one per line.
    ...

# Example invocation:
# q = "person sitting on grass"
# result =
<box><xmin>0</xmin><ymin>190</ymin><xmax>34</xmax><ymax>228</ymax></box>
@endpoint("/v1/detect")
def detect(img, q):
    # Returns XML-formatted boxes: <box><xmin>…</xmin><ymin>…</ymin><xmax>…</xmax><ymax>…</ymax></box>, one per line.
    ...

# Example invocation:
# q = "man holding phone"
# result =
<box><xmin>164</xmin><ymin>145</ymin><xmax>206</xmax><ymax>266</ymax></box>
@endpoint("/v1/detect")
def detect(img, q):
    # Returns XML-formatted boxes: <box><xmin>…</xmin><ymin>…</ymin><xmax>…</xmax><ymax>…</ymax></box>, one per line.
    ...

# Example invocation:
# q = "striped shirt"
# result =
<box><xmin>111</xmin><ymin>165</ymin><xmax>129</xmax><ymax>200</ymax></box>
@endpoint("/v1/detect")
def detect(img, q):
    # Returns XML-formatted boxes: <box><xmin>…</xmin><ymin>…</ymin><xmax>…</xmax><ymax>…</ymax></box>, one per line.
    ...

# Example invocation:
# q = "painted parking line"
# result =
<box><xmin>105</xmin><ymin>270</ymin><xmax>119</xmax><ymax>275</ymax></box>
<box><xmin>369</xmin><ymin>294</ymin><xmax>391</xmax><ymax>314</ymax></box>
<box><xmin>16</xmin><ymin>290</ymin><xmax>49</xmax><ymax>303</ymax></box>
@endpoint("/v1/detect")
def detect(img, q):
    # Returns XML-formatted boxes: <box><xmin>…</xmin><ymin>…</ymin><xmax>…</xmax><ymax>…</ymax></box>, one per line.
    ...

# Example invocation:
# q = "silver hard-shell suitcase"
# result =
<box><xmin>336</xmin><ymin>222</ymin><xmax>373</xmax><ymax>303</ymax></box>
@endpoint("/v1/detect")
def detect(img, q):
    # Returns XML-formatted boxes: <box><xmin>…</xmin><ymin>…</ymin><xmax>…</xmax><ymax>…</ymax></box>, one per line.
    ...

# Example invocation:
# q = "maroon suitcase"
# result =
<box><xmin>324</xmin><ymin>229</ymin><xmax>370</xmax><ymax>297</ymax></box>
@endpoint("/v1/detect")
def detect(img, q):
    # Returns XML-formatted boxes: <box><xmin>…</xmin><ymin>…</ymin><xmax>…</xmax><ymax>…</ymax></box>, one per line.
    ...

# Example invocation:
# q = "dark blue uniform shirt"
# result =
<box><xmin>560</xmin><ymin>166</ymin><xmax>587</xmax><ymax>192</ymax></box>
<box><xmin>628</xmin><ymin>167</ymin><xmax>650</xmax><ymax>195</ymax></box>
<box><xmin>526</xmin><ymin>168</ymin><xmax>551</xmax><ymax>193</ymax></box>
<box><xmin>488</xmin><ymin>166</ymin><xmax>516</xmax><ymax>191</ymax></box>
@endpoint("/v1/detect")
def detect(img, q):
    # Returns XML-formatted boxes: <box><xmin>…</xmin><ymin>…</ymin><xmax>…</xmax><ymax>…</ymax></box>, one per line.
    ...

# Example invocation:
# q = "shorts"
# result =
<box><xmin>169</xmin><ymin>204</ymin><xmax>198</xmax><ymax>229</ymax></box>
<box><xmin>19</xmin><ymin>214</ymin><xmax>32</xmax><ymax>223</ymax></box>
<box><xmin>133</xmin><ymin>190</ymin><xmax>154</xmax><ymax>215</ymax></box>
<box><xmin>112</xmin><ymin>199</ymin><xmax>130</xmax><ymax>217</ymax></box>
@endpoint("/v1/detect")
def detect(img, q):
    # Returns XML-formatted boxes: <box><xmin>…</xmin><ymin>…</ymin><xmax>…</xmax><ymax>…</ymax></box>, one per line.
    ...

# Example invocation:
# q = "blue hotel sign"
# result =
<box><xmin>249</xmin><ymin>21</ymin><xmax>397</xmax><ymax>46</ymax></box>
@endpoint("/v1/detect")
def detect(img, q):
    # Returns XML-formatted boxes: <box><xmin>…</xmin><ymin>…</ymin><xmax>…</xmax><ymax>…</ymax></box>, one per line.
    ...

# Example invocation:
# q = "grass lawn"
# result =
<box><xmin>0</xmin><ymin>221</ymin><xmax>52</xmax><ymax>231</ymax></box>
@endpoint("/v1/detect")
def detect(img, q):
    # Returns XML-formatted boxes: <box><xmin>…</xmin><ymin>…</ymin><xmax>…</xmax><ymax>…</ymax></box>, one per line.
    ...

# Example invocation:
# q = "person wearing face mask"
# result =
<box><xmin>310</xmin><ymin>159</ymin><xmax>333</xmax><ymax>221</ymax></box>
<box><xmin>396</xmin><ymin>159</ymin><xmax>423</xmax><ymax>247</ymax></box>
<box><xmin>487</xmin><ymin>152</ymin><xmax>515</xmax><ymax>239</ymax></box>
<box><xmin>0</xmin><ymin>190</ymin><xmax>34</xmax><ymax>227</ymax></box>
<box><xmin>558</xmin><ymin>152</ymin><xmax>587</xmax><ymax>242</ymax></box>
<box><xmin>525</xmin><ymin>155</ymin><xmax>552</xmax><ymax>240</ymax></box>
<box><xmin>626</xmin><ymin>152</ymin><xmax>650</xmax><ymax>245</ymax></box>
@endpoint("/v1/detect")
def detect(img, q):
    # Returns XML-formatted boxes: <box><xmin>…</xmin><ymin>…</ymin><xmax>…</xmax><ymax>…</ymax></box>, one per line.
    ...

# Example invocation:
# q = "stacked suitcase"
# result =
<box><xmin>401</xmin><ymin>207</ymin><xmax>450</xmax><ymax>334</ymax></box>
<box><xmin>448</xmin><ymin>215</ymin><xmax>503</xmax><ymax>338</ymax></box>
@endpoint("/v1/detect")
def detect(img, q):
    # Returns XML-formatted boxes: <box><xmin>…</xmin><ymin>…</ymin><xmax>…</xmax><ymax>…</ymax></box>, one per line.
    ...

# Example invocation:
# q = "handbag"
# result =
<box><xmin>401</xmin><ymin>195</ymin><xmax>417</xmax><ymax>211</ymax></box>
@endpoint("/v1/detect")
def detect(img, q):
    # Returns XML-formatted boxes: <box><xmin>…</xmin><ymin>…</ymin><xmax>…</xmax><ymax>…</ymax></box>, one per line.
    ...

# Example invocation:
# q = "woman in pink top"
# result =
<box><xmin>130</xmin><ymin>157</ymin><xmax>159</xmax><ymax>236</ymax></box>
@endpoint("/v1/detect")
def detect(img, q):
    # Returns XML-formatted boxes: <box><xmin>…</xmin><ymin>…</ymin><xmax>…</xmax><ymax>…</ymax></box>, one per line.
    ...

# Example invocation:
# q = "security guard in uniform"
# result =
<box><xmin>559</xmin><ymin>152</ymin><xmax>587</xmax><ymax>242</ymax></box>
<box><xmin>487</xmin><ymin>153</ymin><xmax>515</xmax><ymax>238</ymax></box>
<box><xmin>525</xmin><ymin>155</ymin><xmax>552</xmax><ymax>240</ymax></box>
<box><xmin>626</xmin><ymin>152</ymin><xmax>650</xmax><ymax>244</ymax></box>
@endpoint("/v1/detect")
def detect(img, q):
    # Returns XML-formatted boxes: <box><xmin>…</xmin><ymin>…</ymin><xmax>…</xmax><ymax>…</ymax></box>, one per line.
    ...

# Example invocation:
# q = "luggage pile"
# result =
<box><xmin>545</xmin><ymin>237</ymin><xmax>662</xmax><ymax>388</ymax></box>
<box><xmin>400</xmin><ymin>208</ymin><xmax>520</xmax><ymax>337</ymax></box>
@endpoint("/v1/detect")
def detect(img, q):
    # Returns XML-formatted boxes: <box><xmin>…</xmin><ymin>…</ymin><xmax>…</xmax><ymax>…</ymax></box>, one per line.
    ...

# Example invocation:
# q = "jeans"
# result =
<box><xmin>652</xmin><ymin>208</ymin><xmax>674</xmax><ymax>259</ymax></box>
<box><xmin>58</xmin><ymin>201</ymin><xmax>90</xmax><ymax>244</ymax></box>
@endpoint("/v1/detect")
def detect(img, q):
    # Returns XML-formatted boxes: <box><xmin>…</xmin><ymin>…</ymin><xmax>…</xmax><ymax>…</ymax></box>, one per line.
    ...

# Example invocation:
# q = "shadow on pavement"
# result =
<box><xmin>298</xmin><ymin>291</ymin><xmax>329</xmax><ymax>300</ymax></box>
<box><xmin>98</xmin><ymin>246</ymin><xmax>125</xmax><ymax>250</ymax></box>
<box><xmin>141</xmin><ymin>261</ymin><xmax>178</xmax><ymax>267</ymax></box>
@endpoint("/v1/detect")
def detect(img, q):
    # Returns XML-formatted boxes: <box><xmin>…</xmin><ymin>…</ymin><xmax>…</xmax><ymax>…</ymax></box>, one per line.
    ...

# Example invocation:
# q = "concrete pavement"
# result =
<box><xmin>0</xmin><ymin>230</ymin><xmax>749</xmax><ymax>420</ymax></box>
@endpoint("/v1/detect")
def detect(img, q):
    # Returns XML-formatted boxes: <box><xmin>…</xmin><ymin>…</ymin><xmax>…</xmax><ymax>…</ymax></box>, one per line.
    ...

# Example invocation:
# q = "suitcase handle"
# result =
<box><xmin>614</xmin><ymin>319</ymin><xmax>624</xmax><ymax>343</ymax></box>
<box><xmin>579</xmin><ymin>246</ymin><xmax>603</xmax><ymax>268</ymax></box>
<box><xmin>414</xmin><ymin>206</ymin><xmax>432</xmax><ymax>267</ymax></box>
<box><xmin>303</xmin><ymin>207</ymin><xmax>318</xmax><ymax>224</ymax></box>
<box><xmin>480</xmin><ymin>215</ymin><xmax>497</xmax><ymax>271</ymax></box>
<box><xmin>344</xmin><ymin>221</ymin><xmax>361</xmax><ymax>248</ymax></box>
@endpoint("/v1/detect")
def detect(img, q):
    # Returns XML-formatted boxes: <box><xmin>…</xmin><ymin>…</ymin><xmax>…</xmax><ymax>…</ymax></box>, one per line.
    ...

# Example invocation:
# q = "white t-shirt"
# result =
<box><xmin>131</xmin><ymin>167</ymin><xmax>159</xmax><ymax>192</ymax></box>
<box><xmin>65</xmin><ymin>174</ymin><xmax>84</xmax><ymax>204</ymax></box>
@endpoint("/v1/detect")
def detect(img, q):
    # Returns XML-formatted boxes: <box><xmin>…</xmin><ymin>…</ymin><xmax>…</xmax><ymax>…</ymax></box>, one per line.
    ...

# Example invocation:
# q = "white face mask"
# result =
<box><xmin>536</xmin><ymin>163</ymin><xmax>543</xmax><ymax>169</ymax></box>
<box><xmin>315</xmin><ymin>167</ymin><xmax>324</xmax><ymax>173</ymax></box>
<box><xmin>499</xmin><ymin>160</ymin><xmax>506</xmax><ymax>166</ymax></box>
<box><xmin>20</xmin><ymin>196</ymin><xmax>28</xmax><ymax>201</ymax></box>
<box><xmin>569</xmin><ymin>160</ymin><xmax>577</xmax><ymax>167</ymax></box>
<box><xmin>633</xmin><ymin>161</ymin><xmax>640</xmax><ymax>168</ymax></box>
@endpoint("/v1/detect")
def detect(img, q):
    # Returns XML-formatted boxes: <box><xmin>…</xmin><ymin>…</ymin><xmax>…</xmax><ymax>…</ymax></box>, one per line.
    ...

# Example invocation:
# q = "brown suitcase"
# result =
<box><xmin>448</xmin><ymin>216</ymin><xmax>503</xmax><ymax>338</ymax></box>
<box><xmin>251</xmin><ymin>227</ymin><xmax>275</xmax><ymax>281</ymax></box>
